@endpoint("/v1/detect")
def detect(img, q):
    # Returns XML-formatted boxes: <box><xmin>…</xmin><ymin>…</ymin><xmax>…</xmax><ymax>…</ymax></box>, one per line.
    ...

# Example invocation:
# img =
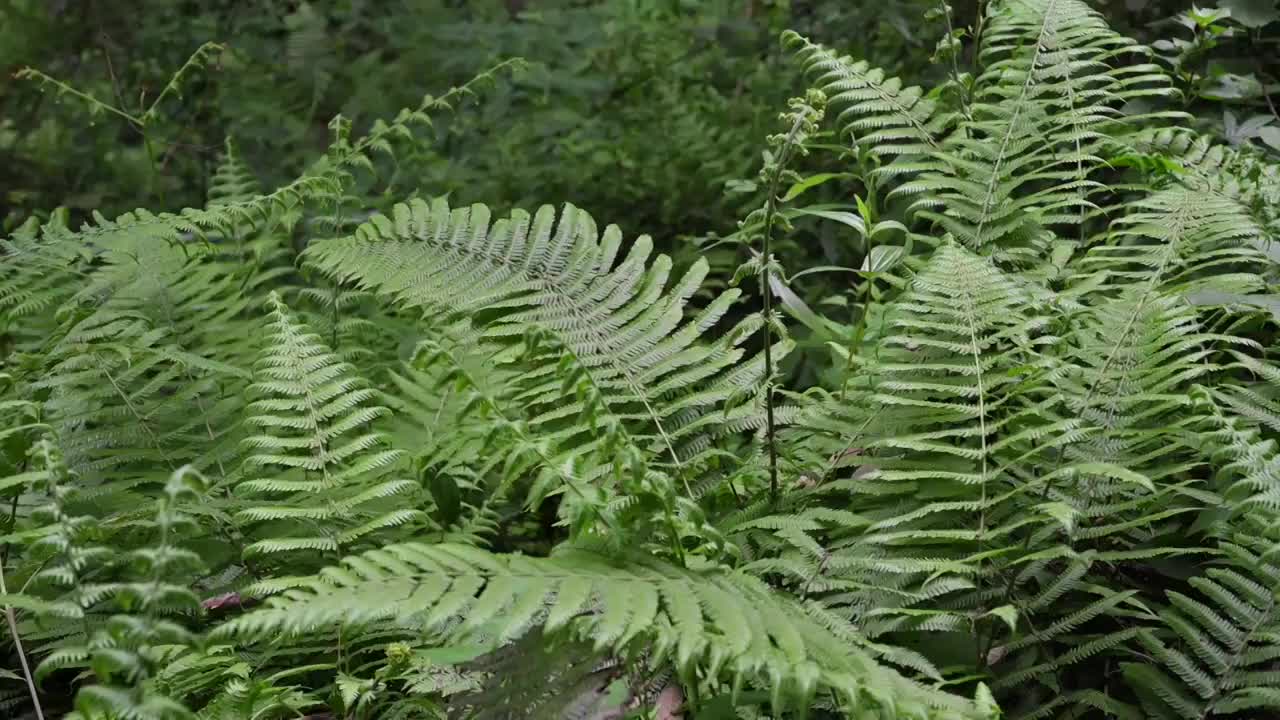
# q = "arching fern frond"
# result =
<box><xmin>217</xmin><ymin>541</ymin><xmax>989</xmax><ymax>719</ymax></box>
<box><xmin>903</xmin><ymin>0</ymin><xmax>1171</xmax><ymax>257</ymax></box>
<box><xmin>783</xmin><ymin>31</ymin><xmax>947</xmax><ymax>169</ymax></box>
<box><xmin>304</xmin><ymin>199</ymin><xmax>772</xmax><ymax>474</ymax></box>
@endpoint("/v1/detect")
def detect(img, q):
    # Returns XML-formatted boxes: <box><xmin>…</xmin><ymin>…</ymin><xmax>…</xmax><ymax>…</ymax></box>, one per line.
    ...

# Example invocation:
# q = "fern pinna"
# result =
<box><xmin>3</xmin><ymin>0</ymin><xmax>1280</xmax><ymax>718</ymax></box>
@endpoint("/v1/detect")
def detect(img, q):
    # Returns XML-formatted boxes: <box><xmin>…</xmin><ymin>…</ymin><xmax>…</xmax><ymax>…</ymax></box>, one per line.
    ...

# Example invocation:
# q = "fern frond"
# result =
<box><xmin>218</xmin><ymin>541</ymin><xmax>987</xmax><ymax>718</ymax></box>
<box><xmin>234</xmin><ymin>294</ymin><xmax>421</xmax><ymax>565</ymax></box>
<box><xmin>784</xmin><ymin>32</ymin><xmax>948</xmax><ymax>166</ymax></box>
<box><xmin>1125</xmin><ymin>525</ymin><xmax>1280</xmax><ymax>719</ymax></box>
<box><xmin>206</xmin><ymin>138</ymin><xmax>262</xmax><ymax>209</ymax></box>
<box><xmin>901</xmin><ymin>0</ymin><xmax>1170</xmax><ymax>256</ymax></box>
<box><xmin>1076</xmin><ymin>188</ymin><xmax>1267</xmax><ymax>298</ymax></box>
<box><xmin>0</xmin><ymin>214</ymin><xmax>90</xmax><ymax>346</ymax></box>
<box><xmin>1131</xmin><ymin>128</ymin><xmax>1280</xmax><ymax>247</ymax></box>
<box><xmin>305</xmin><ymin>199</ymin><xmax>775</xmax><ymax>477</ymax></box>
<box><xmin>1054</xmin><ymin>290</ymin><xmax>1235</xmax><ymax>479</ymax></box>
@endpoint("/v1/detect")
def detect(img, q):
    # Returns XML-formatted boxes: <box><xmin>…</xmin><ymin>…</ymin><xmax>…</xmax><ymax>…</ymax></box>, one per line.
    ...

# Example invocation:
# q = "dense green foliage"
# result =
<box><xmin>0</xmin><ymin>0</ymin><xmax>953</xmax><ymax>239</ymax></box>
<box><xmin>4</xmin><ymin>0</ymin><xmax>1280</xmax><ymax>718</ymax></box>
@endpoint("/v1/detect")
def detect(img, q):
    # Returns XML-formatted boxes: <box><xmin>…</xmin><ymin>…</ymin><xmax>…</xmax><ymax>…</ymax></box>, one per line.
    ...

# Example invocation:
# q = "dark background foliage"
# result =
<box><xmin>6</xmin><ymin>0</ymin><xmax>1276</xmax><ymax>397</ymax></box>
<box><xmin>0</xmin><ymin>0</ymin><xmax>953</xmax><ymax>237</ymax></box>
<box><xmin>4</xmin><ymin>0</ymin><xmax>1276</xmax><ymax>276</ymax></box>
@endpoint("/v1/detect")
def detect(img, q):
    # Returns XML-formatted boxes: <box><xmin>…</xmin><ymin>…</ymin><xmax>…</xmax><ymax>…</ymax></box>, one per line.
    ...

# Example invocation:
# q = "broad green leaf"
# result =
<box><xmin>861</xmin><ymin>245</ymin><xmax>905</xmax><ymax>273</ymax></box>
<box><xmin>1202</xmin><ymin>73</ymin><xmax>1264</xmax><ymax>101</ymax></box>
<box><xmin>787</xmin><ymin>207</ymin><xmax>866</xmax><ymax>235</ymax></box>
<box><xmin>768</xmin><ymin>275</ymin><xmax>836</xmax><ymax>336</ymax></box>
<box><xmin>781</xmin><ymin>172</ymin><xmax>853</xmax><ymax>201</ymax></box>
<box><xmin>1220</xmin><ymin>0</ymin><xmax>1280</xmax><ymax>27</ymax></box>
<box><xmin>1259</xmin><ymin>126</ymin><xmax>1280</xmax><ymax>151</ymax></box>
<box><xmin>986</xmin><ymin>605</ymin><xmax>1018</xmax><ymax>633</ymax></box>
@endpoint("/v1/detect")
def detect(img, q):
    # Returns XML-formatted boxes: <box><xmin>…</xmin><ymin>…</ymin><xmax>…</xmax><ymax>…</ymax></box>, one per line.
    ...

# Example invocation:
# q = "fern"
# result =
<box><xmin>6</xmin><ymin>438</ymin><xmax>111</xmax><ymax>630</ymax></box>
<box><xmin>302</xmin><ymin>199</ymin><xmax>786</xmax><ymax>557</ymax></box>
<box><xmin>784</xmin><ymin>31</ymin><xmax>948</xmax><ymax>167</ymax></box>
<box><xmin>218</xmin><ymin>541</ymin><xmax>987</xmax><ymax>718</ymax></box>
<box><xmin>1076</xmin><ymin>187</ymin><xmax>1268</xmax><ymax>298</ymax></box>
<box><xmin>791</xmin><ymin>243</ymin><xmax>1056</xmax><ymax>563</ymax></box>
<box><xmin>1124</xmin><ymin>527</ymin><xmax>1280</xmax><ymax>719</ymax></box>
<box><xmin>206</xmin><ymin>140</ymin><xmax>262</xmax><ymax>209</ymax></box>
<box><xmin>305</xmin><ymin>198</ymin><xmax>772</xmax><ymax>468</ymax></box>
<box><xmin>234</xmin><ymin>294</ymin><xmax>421</xmax><ymax>565</ymax></box>
<box><xmin>65</xmin><ymin>469</ymin><xmax>209</xmax><ymax>720</ymax></box>
<box><xmin>6</xmin><ymin>2</ymin><xmax>1280</xmax><ymax>717</ymax></box>
<box><xmin>0</xmin><ymin>212</ymin><xmax>86</xmax><ymax>343</ymax></box>
<box><xmin>1130</xmin><ymin>128</ymin><xmax>1280</xmax><ymax>246</ymax></box>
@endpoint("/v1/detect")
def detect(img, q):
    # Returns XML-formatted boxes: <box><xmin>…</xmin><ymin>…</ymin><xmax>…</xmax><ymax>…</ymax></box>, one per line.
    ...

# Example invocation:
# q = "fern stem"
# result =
<box><xmin>328</xmin><ymin>198</ymin><xmax>347</xmax><ymax>351</ymax></box>
<box><xmin>0</xmin><ymin>565</ymin><xmax>45</xmax><ymax>720</ymax></box>
<box><xmin>142</xmin><ymin>134</ymin><xmax>167</xmax><ymax>207</ymax></box>
<box><xmin>972</xmin><ymin>0</ymin><xmax>989</xmax><ymax>69</ymax></box>
<box><xmin>762</xmin><ymin>293</ymin><xmax>780</xmax><ymax>506</ymax></box>
<box><xmin>760</xmin><ymin>110</ymin><xmax>812</xmax><ymax>505</ymax></box>
<box><xmin>972</xmin><ymin>0</ymin><xmax>1056</xmax><ymax>246</ymax></box>
<box><xmin>960</xmin><ymin>282</ymin><xmax>992</xmax><ymax>664</ymax></box>
<box><xmin>103</xmin><ymin>367</ymin><xmax>174</xmax><ymax>469</ymax></box>
<box><xmin>141</xmin><ymin>42</ymin><xmax>225</xmax><ymax>124</ymax></box>
<box><xmin>14</xmin><ymin>68</ymin><xmax>142</xmax><ymax>126</ymax></box>
<box><xmin>939</xmin><ymin>1</ymin><xmax>973</xmax><ymax>127</ymax></box>
<box><xmin>1</xmin><ymin>497</ymin><xmax>16</xmax><ymax>567</ymax></box>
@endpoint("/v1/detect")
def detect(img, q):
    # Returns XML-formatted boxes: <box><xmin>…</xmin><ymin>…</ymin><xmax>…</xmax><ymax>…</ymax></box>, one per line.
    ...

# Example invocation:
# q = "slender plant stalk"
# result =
<box><xmin>973</xmin><ymin>0</ymin><xmax>988</xmax><ymax>58</ymax></box>
<box><xmin>759</xmin><ymin>106</ymin><xmax>815</xmax><ymax>504</ymax></box>
<box><xmin>0</xmin><ymin>567</ymin><xmax>46</xmax><ymax>720</ymax></box>
<box><xmin>760</xmin><ymin>233</ymin><xmax>781</xmax><ymax>505</ymax></box>
<box><xmin>939</xmin><ymin>1</ymin><xmax>973</xmax><ymax>126</ymax></box>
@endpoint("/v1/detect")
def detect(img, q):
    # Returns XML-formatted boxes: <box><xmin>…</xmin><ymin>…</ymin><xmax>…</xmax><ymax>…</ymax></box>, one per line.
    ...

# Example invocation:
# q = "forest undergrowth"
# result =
<box><xmin>4</xmin><ymin>0</ymin><xmax>1280</xmax><ymax>718</ymax></box>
